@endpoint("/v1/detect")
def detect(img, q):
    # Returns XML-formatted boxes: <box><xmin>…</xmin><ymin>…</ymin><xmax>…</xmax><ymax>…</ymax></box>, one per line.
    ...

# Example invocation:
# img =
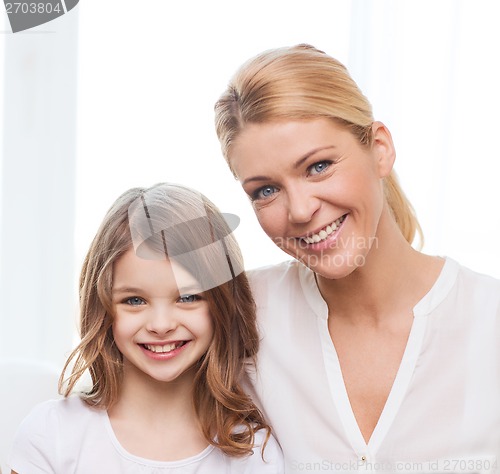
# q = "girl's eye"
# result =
<box><xmin>124</xmin><ymin>297</ymin><xmax>146</xmax><ymax>306</ymax></box>
<box><xmin>308</xmin><ymin>160</ymin><xmax>331</xmax><ymax>176</ymax></box>
<box><xmin>178</xmin><ymin>294</ymin><xmax>201</xmax><ymax>304</ymax></box>
<box><xmin>252</xmin><ymin>185</ymin><xmax>278</xmax><ymax>201</ymax></box>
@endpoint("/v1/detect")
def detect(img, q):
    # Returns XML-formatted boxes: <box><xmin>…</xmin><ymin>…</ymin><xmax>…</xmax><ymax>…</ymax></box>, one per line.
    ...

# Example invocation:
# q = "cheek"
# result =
<box><xmin>197</xmin><ymin>311</ymin><xmax>214</xmax><ymax>341</ymax></box>
<box><xmin>111</xmin><ymin>325</ymin><xmax>126</xmax><ymax>355</ymax></box>
<box><xmin>363</xmin><ymin>174</ymin><xmax>385</xmax><ymax>218</ymax></box>
<box><xmin>111</xmin><ymin>320</ymin><xmax>123</xmax><ymax>342</ymax></box>
<box><xmin>112</xmin><ymin>316</ymin><xmax>134</xmax><ymax>342</ymax></box>
<box><xmin>255</xmin><ymin>205</ymin><xmax>284</xmax><ymax>239</ymax></box>
<box><xmin>343</xmin><ymin>168</ymin><xmax>384</xmax><ymax>213</ymax></box>
<box><xmin>208</xmin><ymin>317</ymin><xmax>215</xmax><ymax>341</ymax></box>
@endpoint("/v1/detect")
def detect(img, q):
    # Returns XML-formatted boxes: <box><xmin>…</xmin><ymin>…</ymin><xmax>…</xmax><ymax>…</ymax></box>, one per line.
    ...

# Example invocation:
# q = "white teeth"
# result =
<box><xmin>144</xmin><ymin>343</ymin><xmax>182</xmax><ymax>353</ymax></box>
<box><xmin>302</xmin><ymin>215</ymin><xmax>345</xmax><ymax>245</ymax></box>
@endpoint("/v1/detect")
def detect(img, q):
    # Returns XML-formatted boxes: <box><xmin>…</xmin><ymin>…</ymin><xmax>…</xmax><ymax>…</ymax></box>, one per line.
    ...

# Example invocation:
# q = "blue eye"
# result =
<box><xmin>178</xmin><ymin>294</ymin><xmax>201</xmax><ymax>304</ymax></box>
<box><xmin>252</xmin><ymin>185</ymin><xmax>278</xmax><ymax>201</ymax></box>
<box><xmin>124</xmin><ymin>297</ymin><xmax>145</xmax><ymax>306</ymax></box>
<box><xmin>309</xmin><ymin>161</ymin><xmax>331</xmax><ymax>176</ymax></box>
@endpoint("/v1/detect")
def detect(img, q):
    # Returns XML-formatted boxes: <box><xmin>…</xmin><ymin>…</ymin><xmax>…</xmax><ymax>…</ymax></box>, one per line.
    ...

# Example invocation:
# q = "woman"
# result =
<box><xmin>214</xmin><ymin>44</ymin><xmax>500</xmax><ymax>472</ymax></box>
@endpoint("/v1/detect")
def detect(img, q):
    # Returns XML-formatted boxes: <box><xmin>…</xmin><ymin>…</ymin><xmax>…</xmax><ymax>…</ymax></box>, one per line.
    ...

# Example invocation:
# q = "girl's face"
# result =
<box><xmin>230</xmin><ymin>118</ymin><xmax>395</xmax><ymax>280</ymax></box>
<box><xmin>111</xmin><ymin>248</ymin><xmax>213</xmax><ymax>384</ymax></box>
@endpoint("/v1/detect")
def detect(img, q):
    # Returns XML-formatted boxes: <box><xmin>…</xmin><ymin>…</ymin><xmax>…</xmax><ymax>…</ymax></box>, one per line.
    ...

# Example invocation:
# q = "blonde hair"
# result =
<box><xmin>215</xmin><ymin>44</ymin><xmax>422</xmax><ymax>245</ymax></box>
<box><xmin>59</xmin><ymin>183</ymin><xmax>270</xmax><ymax>457</ymax></box>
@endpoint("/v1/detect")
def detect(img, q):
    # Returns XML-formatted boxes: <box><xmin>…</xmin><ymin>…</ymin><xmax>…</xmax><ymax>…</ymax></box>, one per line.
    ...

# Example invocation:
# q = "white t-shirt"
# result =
<box><xmin>247</xmin><ymin>257</ymin><xmax>500</xmax><ymax>473</ymax></box>
<box><xmin>9</xmin><ymin>396</ymin><xmax>284</xmax><ymax>473</ymax></box>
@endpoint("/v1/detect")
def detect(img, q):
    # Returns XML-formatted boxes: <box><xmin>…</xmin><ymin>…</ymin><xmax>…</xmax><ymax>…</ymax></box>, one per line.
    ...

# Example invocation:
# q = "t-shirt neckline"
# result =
<box><xmin>100</xmin><ymin>409</ymin><xmax>214</xmax><ymax>467</ymax></box>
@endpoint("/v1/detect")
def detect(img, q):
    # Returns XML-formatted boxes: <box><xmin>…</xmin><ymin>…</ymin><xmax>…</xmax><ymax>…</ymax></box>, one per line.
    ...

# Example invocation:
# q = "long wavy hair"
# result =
<box><xmin>215</xmin><ymin>43</ymin><xmax>422</xmax><ymax>245</ymax></box>
<box><xmin>59</xmin><ymin>183</ymin><xmax>270</xmax><ymax>457</ymax></box>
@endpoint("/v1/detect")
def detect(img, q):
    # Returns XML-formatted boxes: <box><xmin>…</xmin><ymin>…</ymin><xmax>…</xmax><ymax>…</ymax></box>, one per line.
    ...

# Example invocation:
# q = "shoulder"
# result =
<box><xmin>247</xmin><ymin>260</ymin><xmax>308</xmax><ymax>296</ymax></box>
<box><xmin>253</xmin><ymin>430</ymin><xmax>284</xmax><ymax>472</ymax></box>
<box><xmin>14</xmin><ymin>396</ymin><xmax>88</xmax><ymax>430</ymax></box>
<box><xmin>453</xmin><ymin>259</ymin><xmax>500</xmax><ymax>306</ymax></box>
<box><xmin>434</xmin><ymin>258</ymin><xmax>500</xmax><ymax>326</ymax></box>
<box><xmin>10</xmin><ymin>397</ymin><xmax>93</xmax><ymax>473</ymax></box>
<box><xmin>229</xmin><ymin>429</ymin><xmax>284</xmax><ymax>473</ymax></box>
<box><xmin>27</xmin><ymin>395</ymin><xmax>95</xmax><ymax>421</ymax></box>
<box><xmin>252</xmin><ymin>428</ymin><xmax>282</xmax><ymax>460</ymax></box>
<box><xmin>247</xmin><ymin>259</ymin><xmax>299</xmax><ymax>281</ymax></box>
<box><xmin>10</xmin><ymin>397</ymin><xmax>100</xmax><ymax>472</ymax></box>
<box><xmin>12</xmin><ymin>396</ymin><xmax>97</xmax><ymax>443</ymax></box>
<box><xmin>247</xmin><ymin>260</ymin><xmax>324</xmax><ymax>321</ymax></box>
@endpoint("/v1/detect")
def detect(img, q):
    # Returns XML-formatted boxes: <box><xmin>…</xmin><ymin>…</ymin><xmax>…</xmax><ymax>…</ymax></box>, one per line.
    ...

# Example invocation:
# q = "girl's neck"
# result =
<box><xmin>316</xmin><ymin>207</ymin><xmax>444</xmax><ymax>326</ymax></box>
<box><xmin>107</xmin><ymin>364</ymin><xmax>209</xmax><ymax>461</ymax></box>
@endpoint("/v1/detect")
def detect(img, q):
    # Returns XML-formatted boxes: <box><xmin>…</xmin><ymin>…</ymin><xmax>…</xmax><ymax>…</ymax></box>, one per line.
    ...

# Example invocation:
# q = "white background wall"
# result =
<box><xmin>1</xmin><ymin>0</ymin><xmax>499</xmax><ymax>370</ymax></box>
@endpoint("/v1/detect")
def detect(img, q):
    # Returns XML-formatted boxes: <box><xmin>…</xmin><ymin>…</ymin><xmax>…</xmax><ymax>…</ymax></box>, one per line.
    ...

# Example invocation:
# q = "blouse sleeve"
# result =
<box><xmin>9</xmin><ymin>400</ymin><xmax>59</xmax><ymax>474</ymax></box>
<box><xmin>243</xmin><ymin>429</ymin><xmax>285</xmax><ymax>473</ymax></box>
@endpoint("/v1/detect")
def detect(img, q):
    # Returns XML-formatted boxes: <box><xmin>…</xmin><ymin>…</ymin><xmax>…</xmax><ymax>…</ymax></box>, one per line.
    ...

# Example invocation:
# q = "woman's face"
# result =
<box><xmin>230</xmin><ymin>118</ymin><xmax>395</xmax><ymax>279</ymax></box>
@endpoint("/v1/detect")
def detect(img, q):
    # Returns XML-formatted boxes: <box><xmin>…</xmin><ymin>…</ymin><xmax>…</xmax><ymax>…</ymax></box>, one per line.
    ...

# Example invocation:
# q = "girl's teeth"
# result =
<box><xmin>144</xmin><ymin>343</ymin><xmax>181</xmax><ymax>353</ymax></box>
<box><xmin>303</xmin><ymin>215</ymin><xmax>345</xmax><ymax>244</ymax></box>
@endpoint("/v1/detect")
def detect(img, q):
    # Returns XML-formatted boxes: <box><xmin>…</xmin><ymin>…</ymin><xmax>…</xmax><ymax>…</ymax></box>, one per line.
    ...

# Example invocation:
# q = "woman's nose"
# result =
<box><xmin>286</xmin><ymin>185</ymin><xmax>320</xmax><ymax>224</ymax></box>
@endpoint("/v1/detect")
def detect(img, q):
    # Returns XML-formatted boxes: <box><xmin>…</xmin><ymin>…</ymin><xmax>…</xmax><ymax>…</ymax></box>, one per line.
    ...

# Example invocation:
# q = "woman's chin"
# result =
<box><xmin>296</xmin><ymin>251</ymin><xmax>367</xmax><ymax>280</ymax></box>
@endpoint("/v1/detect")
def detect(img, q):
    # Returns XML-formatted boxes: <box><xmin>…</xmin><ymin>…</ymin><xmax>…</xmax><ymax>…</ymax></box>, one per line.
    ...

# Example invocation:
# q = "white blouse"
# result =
<box><xmin>247</xmin><ymin>257</ymin><xmax>500</xmax><ymax>473</ymax></box>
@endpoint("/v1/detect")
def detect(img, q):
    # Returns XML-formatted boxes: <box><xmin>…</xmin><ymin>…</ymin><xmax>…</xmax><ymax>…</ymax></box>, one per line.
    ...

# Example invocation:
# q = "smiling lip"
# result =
<box><xmin>297</xmin><ymin>214</ymin><xmax>347</xmax><ymax>247</ymax></box>
<box><xmin>139</xmin><ymin>341</ymin><xmax>190</xmax><ymax>360</ymax></box>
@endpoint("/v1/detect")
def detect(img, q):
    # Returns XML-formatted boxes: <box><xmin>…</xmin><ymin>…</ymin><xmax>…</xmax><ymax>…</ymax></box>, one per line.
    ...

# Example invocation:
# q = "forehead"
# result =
<box><xmin>113</xmin><ymin>248</ymin><xmax>201</xmax><ymax>293</ymax></box>
<box><xmin>230</xmin><ymin>118</ymin><xmax>353</xmax><ymax>177</ymax></box>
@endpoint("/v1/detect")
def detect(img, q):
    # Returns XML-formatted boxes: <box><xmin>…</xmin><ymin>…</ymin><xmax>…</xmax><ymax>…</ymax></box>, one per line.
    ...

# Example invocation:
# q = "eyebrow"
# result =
<box><xmin>112</xmin><ymin>284</ymin><xmax>203</xmax><ymax>295</ymax></box>
<box><xmin>112</xmin><ymin>287</ymin><xmax>143</xmax><ymax>295</ymax></box>
<box><xmin>177</xmin><ymin>285</ymin><xmax>203</xmax><ymax>294</ymax></box>
<box><xmin>242</xmin><ymin>145</ymin><xmax>337</xmax><ymax>185</ymax></box>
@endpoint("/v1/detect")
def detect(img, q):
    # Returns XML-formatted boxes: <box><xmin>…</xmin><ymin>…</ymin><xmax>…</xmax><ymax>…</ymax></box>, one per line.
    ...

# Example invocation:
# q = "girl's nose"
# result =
<box><xmin>146</xmin><ymin>306</ymin><xmax>177</xmax><ymax>336</ymax></box>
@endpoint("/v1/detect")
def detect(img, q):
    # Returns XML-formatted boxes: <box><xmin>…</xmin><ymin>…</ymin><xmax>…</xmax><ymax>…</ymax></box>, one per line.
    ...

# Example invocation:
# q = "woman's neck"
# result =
<box><xmin>316</xmin><ymin>208</ymin><xmax>444</xmax><ymax>326</ymax></box>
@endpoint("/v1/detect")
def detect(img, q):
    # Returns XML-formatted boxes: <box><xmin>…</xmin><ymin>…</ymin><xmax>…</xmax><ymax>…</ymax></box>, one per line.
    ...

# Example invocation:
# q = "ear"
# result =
<box><xmin>371</xmin><ymin>121</ymin><xmax>396</xmax><ymax>178</ymax></box>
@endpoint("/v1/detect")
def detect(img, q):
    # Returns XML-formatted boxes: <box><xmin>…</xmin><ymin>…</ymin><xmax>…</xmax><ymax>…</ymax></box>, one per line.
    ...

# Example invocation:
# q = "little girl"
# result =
<box><xmin>9</xmin><ymin>183</ymin><xmax>283</xmax><ymax>473</ymax></box>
